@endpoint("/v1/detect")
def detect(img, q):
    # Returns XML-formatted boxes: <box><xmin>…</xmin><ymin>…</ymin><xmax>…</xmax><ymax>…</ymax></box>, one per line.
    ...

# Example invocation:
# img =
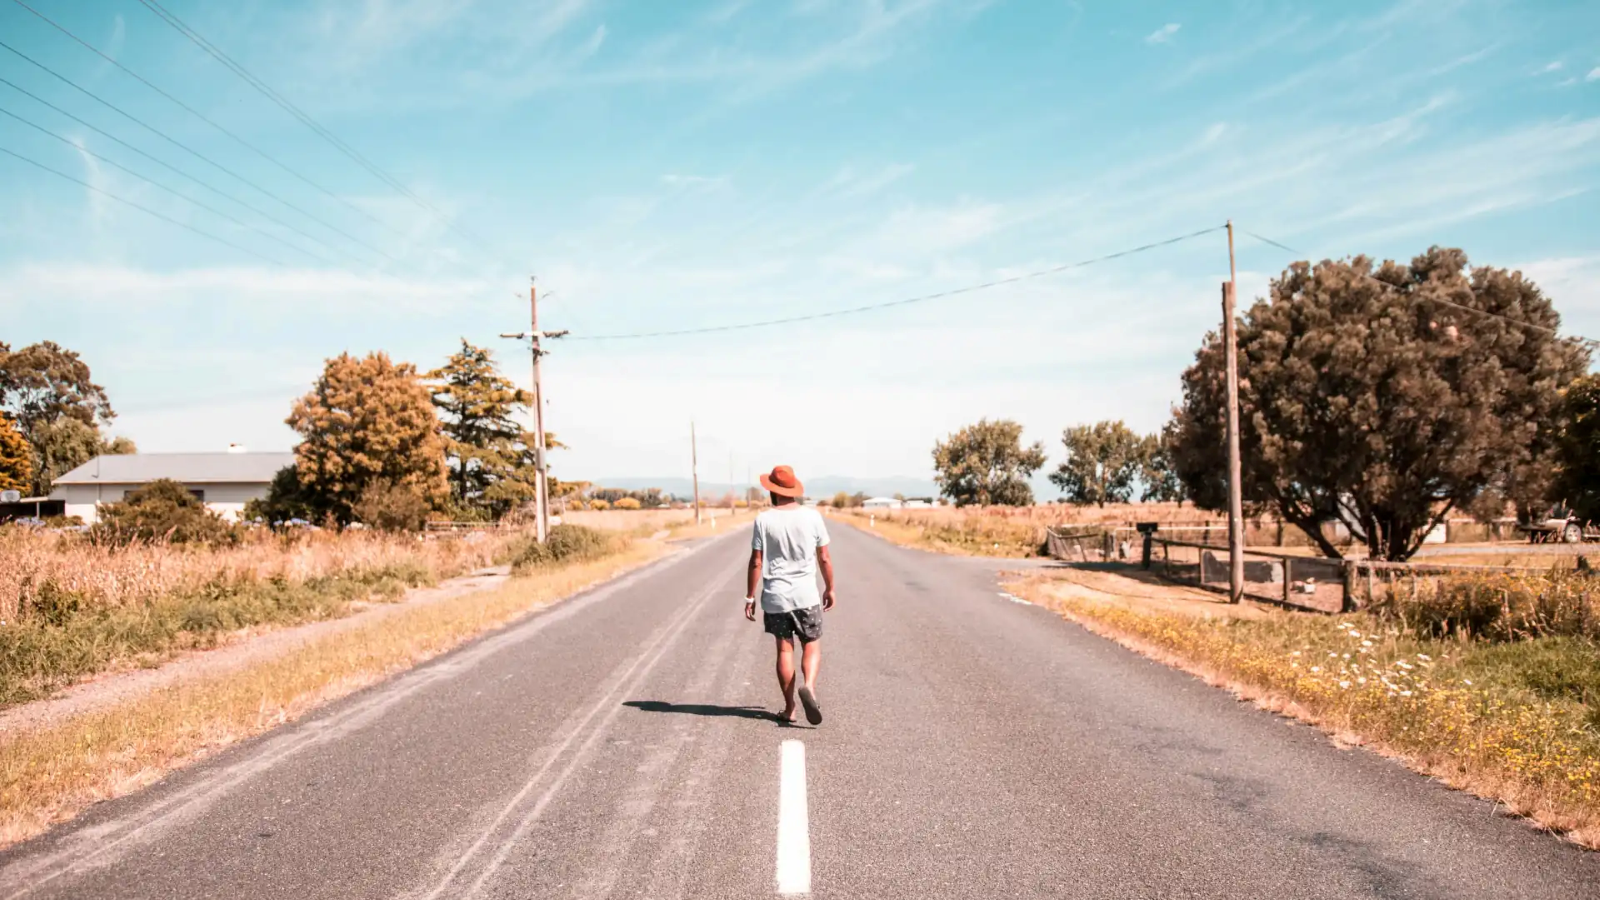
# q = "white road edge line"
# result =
<box><xmin>777</xmin><ymin>739</ymin><xmax>812</xmax><ymax>895</ymax></box>
<box><xmin>998</xmin><ymin>592</ymin><xmax>1032</xmax><ymax>605</ymax></box>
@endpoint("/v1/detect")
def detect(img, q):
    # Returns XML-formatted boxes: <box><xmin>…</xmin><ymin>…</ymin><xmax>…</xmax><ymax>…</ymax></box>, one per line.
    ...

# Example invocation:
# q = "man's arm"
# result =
<box><xmin>818</xmin><ymin>545</ymin><xmax>836</xmax><ymax>610</ymax></box>
<box><xmin>745</xmin><ymin>549</ymin><xmax>763</xmax><ymax>621</ymax></box>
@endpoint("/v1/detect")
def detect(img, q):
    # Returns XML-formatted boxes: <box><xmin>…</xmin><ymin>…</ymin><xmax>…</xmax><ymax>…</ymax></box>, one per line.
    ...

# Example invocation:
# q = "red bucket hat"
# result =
<box><xmin>759</xmin><ymin>465</ymin><xmax>805</xmax><ymax>498</ymax></box>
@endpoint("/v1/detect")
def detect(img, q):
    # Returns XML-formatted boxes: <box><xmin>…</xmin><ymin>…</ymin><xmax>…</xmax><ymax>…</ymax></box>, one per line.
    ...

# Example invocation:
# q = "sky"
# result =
<box><xmin>2</xmin><ymin>0</ymin><xmax>1598</xmax><ymax>490</ymax></box>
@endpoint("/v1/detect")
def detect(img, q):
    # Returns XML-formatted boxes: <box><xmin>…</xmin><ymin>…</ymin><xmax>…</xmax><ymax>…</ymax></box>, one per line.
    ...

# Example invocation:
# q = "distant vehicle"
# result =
<box><xmin>1518</xmin><ymin>503</ymin><xmax>1600</xmax><ymax>543</ymax></box>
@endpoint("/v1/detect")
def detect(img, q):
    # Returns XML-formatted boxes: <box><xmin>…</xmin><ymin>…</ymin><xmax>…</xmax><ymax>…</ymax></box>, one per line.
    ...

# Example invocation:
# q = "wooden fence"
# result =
<box><xmin>1045</xmin><ymin>526</ymin><xmax>1552</xmax><ymax>614</ymax></box>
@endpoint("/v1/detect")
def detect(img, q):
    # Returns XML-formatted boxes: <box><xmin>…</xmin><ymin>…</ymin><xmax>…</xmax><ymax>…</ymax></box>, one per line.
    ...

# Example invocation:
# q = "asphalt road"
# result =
<box><xmin>2</xmin><ymin>523</ymin><xmax>1596</xmax><ymax>899</ymax></box>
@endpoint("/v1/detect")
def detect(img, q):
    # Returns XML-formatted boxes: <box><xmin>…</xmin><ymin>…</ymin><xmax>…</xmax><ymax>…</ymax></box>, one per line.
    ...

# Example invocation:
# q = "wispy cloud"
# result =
<box><xmin>1145</xmin><ymin>23</ymin><xmax>1180</xmax><ymax>45</ymax></box>
<box><xmin>1589</xmin><ymin>67</ymin><xmax>1600</xmax><ymax>82</ymax></box>
<box><xmin>1538</xmin><ymin>60</ymin><xmax>1563</xmax><ymax>74</ymax></box>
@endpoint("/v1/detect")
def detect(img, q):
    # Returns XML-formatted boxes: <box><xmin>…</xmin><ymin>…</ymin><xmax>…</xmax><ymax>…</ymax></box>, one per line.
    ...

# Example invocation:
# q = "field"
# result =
<box><xmin>0</xmin><ymin>525</ymin><xmax>521</xmax><ymax>708</ymax></box>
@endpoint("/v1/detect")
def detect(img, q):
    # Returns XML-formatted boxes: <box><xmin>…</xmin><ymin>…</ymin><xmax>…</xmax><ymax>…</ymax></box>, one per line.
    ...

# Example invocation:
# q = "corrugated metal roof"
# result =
<box><xmin>51</xmin><ymin>452</ymin><xmax>296</xmax><ymax>486</ymax></box>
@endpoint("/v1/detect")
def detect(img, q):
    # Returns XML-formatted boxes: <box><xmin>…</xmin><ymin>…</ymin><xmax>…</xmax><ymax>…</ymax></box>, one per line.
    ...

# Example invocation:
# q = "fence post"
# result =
<box><xmin>1342</xmin><ymin>561</ymin><xmax>1356</xmax><ymax>613</ymax></box>
<box><xmin>1365</xmin><ymin>561</ymin><xmax>1375</xmax><ymax>608</ymax></box>
<box><xmin>1283</xmin><ymin>556</ymin><xmax>1292</xmax><ymax>606</ymax></box>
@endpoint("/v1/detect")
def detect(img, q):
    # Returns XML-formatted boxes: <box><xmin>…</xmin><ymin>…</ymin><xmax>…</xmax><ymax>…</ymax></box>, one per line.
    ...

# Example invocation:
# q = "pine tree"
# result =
<box><xmin>287</xmin><ymin>352</ymin><xmax>448</xmax><ymax>524</ymax></box>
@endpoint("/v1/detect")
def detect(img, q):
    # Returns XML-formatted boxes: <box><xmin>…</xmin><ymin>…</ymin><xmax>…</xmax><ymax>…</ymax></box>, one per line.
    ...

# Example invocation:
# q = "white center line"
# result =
<box><xmin>777</xmin><ymin>739</ymin><xmax>812</xmax><ymax>895</ymax></box>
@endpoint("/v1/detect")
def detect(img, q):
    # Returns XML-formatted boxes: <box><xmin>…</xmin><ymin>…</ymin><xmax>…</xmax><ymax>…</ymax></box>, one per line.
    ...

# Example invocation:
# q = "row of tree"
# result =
<box><xmin>0</xmin><ymin>341</ymin><xmax>136</xmax><ymax>498</ymax></box>
<box><xmin>251</xmin><ymin>340</ymin><xmax>562</xmax><ymax>529</ymax></box>
<box><xmin>931</xmin><ymin>248</ymin><xmax>1600</xmax><ymax>561</ymax></box>
<box><xmin>930</xmin><ymin>418</ymin><xmax>1177</xmax><ymax>508</ymax></box>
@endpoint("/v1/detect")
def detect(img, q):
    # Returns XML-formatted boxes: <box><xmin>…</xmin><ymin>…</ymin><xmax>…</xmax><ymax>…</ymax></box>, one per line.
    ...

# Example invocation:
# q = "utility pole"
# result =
<box><xmin>501</xmin><ymin>277</ymin><xmax>568</xmax><ymax>544</ymax></box>
<box><xmin>690</xmin><ymin>420</ymin><xmax>702</xmax><ymax>525</ymax></box>
<box><xmin>1224</xmin><ymin>221</ymin><xmax>1244</xmax><ymax>603</ymax></box>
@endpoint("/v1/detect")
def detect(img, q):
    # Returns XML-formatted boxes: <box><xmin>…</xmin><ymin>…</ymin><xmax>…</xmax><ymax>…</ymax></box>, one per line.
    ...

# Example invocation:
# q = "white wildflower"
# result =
<box><xmin>1400</xmin><ymin>690</ymin><xmax>1413</xmax><ymax>697</ymax></box>
<box><xmin>1417</xmin><ymin>653</ymin><xmax>1431</xmax><ymax>661</ymax></box>
<box><xmin>1311</xmin><ymin>666</ymin><xmax>1322</xmax><ymax>673</ymax></box>
<box><xmin>1361</xmin><ymin>640</ymin><xmax>1373</xmax><ymax>647</ymax></box>
<box><xmin>1462</xmin><ymin>679</ymin><xmax>1472</xmax><ymax>686</ymax></box>
<box><xmin>1339</xmin><ymin>681</ymin><xmax>1351</xmax><ymax>689</ymax></box>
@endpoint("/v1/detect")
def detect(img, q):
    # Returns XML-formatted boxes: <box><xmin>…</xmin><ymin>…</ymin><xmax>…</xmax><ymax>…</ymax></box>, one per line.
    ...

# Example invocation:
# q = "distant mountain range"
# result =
<box><xmin>588</xmin><ymin>475</ymin><xmax>944</xmax><ymax>501</ymax></box>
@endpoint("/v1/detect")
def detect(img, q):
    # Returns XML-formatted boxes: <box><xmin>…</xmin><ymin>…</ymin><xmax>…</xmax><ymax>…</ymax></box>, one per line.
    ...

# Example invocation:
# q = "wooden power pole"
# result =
<box><xmin>501</xmin><ymin>277</ymin><xmax>567</xmax><ymax>544</ymax></box>
<box><xmin>1224</xmin><ymin>221</ymin><xmax>1244</xmax><ymax>603</ymax></box>
<box><xmin>690</xmin><ymin>421</ymin><xmax>702</xmax><ymax>525</ymax></box>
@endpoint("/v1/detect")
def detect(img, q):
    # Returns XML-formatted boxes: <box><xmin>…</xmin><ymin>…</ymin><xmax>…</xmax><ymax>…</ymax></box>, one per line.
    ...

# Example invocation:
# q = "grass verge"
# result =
<box><xmin>832</xmin><ymin>510</ymin><xmax>1043</xmax><ymax>557</ymax></box>
<box><xmin>0</xmin><ymin>563</ymin><xmax>434</xmax><ymax>709</ymax></box>
<box><xmin>1011</xmin><ymin>573</ymin><xmax>1600</xmax><ymax>849</ymax></box>
<box><xmin>0</xmin><ymin>539</ymin><xmax>664</xmax><ymax>849</ymax></box>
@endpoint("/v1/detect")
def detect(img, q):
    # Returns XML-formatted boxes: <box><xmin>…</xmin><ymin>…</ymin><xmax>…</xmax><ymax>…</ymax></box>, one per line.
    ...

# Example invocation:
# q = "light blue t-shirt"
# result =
<box><xmin>751</xmin><ymin>506</ymin><xmax>830</xmax><ymax>613</ymax></box>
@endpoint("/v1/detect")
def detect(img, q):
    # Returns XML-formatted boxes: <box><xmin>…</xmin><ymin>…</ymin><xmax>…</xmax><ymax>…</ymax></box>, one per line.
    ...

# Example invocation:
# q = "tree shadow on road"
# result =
<box><xmin>624</xmin><ymin>700</ymin><xmax>777</xmax><ymax>721</ymax></box>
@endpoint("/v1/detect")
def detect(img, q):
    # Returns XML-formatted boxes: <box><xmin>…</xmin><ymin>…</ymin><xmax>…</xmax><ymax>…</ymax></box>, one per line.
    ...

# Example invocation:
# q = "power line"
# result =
<box><xmin>133</xmin><ymin>0</ymin><xmax>497</xmax><ymax>253</ymax></box>
<box><xmin>0</xmin><ymin>102</ymin><xmax>339</xmax><ymax>266</ymax></box>
<box><xmin>0</xmin><ymin>44</ymin><xmax>399</xmax><ymax>266</ymax></box>
<box><xmin>0</xmin><ymin>143</ymin><xmax>286</xmax><ymax>266</ymax></box>
<box><xmin>570</xmin><ymin>225</ymin><xmax>1227</xmax><ymax>340</ymax></box>
<box><xmin>9</xmin><ymin>0</ymin><xmax>405</xmax><ymax>239</ymax></box>
<box><xmin>1241</xmin><ymin>227</ymin><xmax>1590</xmax><ymax>345</ymax></box>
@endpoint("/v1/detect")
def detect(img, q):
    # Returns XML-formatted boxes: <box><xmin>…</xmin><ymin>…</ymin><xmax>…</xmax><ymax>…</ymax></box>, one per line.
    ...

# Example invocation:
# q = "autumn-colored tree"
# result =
<box><xmin>288</xmin><ymin>351</ymin><xmax>448</xmax><ymax>524</ymax></box>
<box><xmin>0</xmin><ymin>413</ymin><xmax>31</xmax><ymax>494</ymax></box>
<box><xmin>1050</xmin><ymin>420</ymin><xmax>1146</xmax><ymax>507</ymax></box>
<box><xmin>1169</xmin><ymin>248</ymin><xmax>1587</xmax><ymax>561</ymax></box>
<box><xmin>932</xmin><ymin>418</ymin><xmax>1047</xmax><ymax>507</ymax></box>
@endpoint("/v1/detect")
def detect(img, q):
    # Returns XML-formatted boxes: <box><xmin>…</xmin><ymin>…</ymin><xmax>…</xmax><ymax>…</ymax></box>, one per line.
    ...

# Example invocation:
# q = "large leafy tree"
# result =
<box><xmin>1050</xmin><ymin>420</ymin><xmax>1147</xmax><ymax>507</ymax></box>
<box><xmin>25</xmin><ymin>417</ymin><xmax>136</xmax><ymax>497</ymax></box>
<box><xmin>1169</xmin><ymin>247</ymin><xmax>1587</xmax><ymax>561</ymax></box>
<box><xmin>1139</xmin><ymin>425</ymin><xmax>1185</xmax><ymax>504</ymax></box>
<box><xmin>932</xmin><ymin>418</ymin><xmax>1046</xmax><ymax>507</ymax></box>
<box><xmin>1552</xmin><ymin>374</ymin><xmax>1600</xmax><ymax>522</ymax></box>
<box><xmin>0</xmin><ymin>341</ymin><xmax>130</xmax><ymax>495</ymax></box>
<box><xmin>287</xmin><ymin>352</ymin><xmax>448</xmax><ymax>524</ymax></box>
<box><xmin>0</xmin><ymin>413</ymin><xmax>32</xmax><ymax>494</ymax></box>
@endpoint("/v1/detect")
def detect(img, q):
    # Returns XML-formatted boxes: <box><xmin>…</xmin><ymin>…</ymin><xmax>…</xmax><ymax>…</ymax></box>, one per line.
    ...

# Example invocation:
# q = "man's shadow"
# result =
<box><xmin>624</xmin><ymin>700</ymin><xmax>778</xmax><ymax>721</ymax></box>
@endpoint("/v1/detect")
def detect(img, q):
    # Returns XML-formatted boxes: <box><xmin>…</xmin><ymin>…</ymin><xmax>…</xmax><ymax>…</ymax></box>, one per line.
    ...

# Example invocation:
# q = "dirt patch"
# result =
<box><xmin>1008</xmin><ymin>564</ymin><xmax>1277</xmax><ymax>621</ymax></box>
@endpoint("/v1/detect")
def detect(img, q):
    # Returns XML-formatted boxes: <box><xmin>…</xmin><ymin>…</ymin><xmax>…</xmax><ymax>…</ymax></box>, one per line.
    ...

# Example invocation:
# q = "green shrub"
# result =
<box><xmin>351</xmin><ymin>479</ymin><xmax>431</xmax><ymax>533</ymax></box>
<box><xmin>90</xmin><ymin>479</ymin><xmax>236</xmax><ymax>546</ymax></box>
<box><xmin>507</xmin><ymin>525</ymin><xmax>620</xmax><ymax>574</ymax></box>
<box><xmin>1379</xmin><ymin>570</ymin><xmax>1600</xmax><ymax>642</ymax></box>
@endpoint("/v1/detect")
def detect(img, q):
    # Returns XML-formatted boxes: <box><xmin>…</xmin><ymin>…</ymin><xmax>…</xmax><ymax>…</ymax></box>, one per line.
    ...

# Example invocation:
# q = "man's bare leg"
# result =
<box><xmin>774</xmin><ymin>636</ymin><xmax>799</xmax><ymax>722</ymax></box>
<box><xmin>800</xmin><ymin>639</ymin><xmax>821</xmax><ymax>691</ymax></box>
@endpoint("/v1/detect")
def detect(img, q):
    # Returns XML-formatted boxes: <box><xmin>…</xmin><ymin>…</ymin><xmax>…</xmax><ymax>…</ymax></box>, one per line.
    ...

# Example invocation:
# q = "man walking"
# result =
<box><xmin>745</xmin><ymin>465</ymin><xmax>835</xmax><ymax>725</ymax></box>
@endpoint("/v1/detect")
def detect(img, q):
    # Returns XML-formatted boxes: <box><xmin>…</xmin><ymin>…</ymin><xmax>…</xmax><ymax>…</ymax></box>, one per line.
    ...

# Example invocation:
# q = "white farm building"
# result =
<box><xmin>50</xmin><ymin>451</ymin><xmax>294</xmax><ymax>524</ymax></box>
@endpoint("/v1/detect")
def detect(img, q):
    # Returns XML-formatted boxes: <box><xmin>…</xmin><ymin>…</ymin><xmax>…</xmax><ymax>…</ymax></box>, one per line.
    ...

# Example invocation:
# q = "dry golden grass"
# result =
<box><xmin>1012</xmin><ymin>573</ymin><xmax>1600</xmax><ymax>849</ymax></box>
<box><xmin>0</xmin><ymin>540</ymin><xmax>665</xmax><ymax>849</ymax></box>
<box><xmin>0</xmin><ymin>526</ymin><xmax>513</xmax><ymax>623</ymax></box>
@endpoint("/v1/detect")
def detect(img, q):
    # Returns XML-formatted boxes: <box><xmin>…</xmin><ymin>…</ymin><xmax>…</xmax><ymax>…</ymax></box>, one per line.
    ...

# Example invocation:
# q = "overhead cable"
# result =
<box><xmin>569</xmin><ymin>225</ymin><xmax>1227</xmax><ymax>340</ymax></box>
<box><xmin>9</xmin><ymin>0</ymin><xmax>403</xmax><ymax>237</ymax></box>
<box><xmin>0</xmin><ymin>143</ymin><xmax>286</xmax><ymax>266</ymax></box>
<box><xmin>132</xmin><ymin>0</ymin><xmax>496</xmax><ymax>252</ymax></box>
<box><xmin>0</xmin><ymin>45</ymin><xmax>398</xmax><ymax>266</ymax></box>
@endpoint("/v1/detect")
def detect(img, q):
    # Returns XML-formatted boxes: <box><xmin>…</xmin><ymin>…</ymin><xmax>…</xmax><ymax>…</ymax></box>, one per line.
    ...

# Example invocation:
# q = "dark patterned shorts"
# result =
<box><xmin>764</xmin><ymin>605</ymin><xmax>824</xmax><ymax>643</ymax></box>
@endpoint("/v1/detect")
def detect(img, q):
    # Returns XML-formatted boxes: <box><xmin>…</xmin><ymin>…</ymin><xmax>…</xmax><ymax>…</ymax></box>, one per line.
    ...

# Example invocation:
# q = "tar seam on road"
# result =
<box><xmin>417</xmin><ymin>567</ymin><xmax>735</xmax><ymax>900</ymax></box>
<box><xmin>0</xmin><ymin>536</ymin><xmax>731</xmax><ymax>900</ymax></box>
<box><xmin>777</xmin><ymin>739</ymin><xmax>812</xmax><ymax>895</ymax></box>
